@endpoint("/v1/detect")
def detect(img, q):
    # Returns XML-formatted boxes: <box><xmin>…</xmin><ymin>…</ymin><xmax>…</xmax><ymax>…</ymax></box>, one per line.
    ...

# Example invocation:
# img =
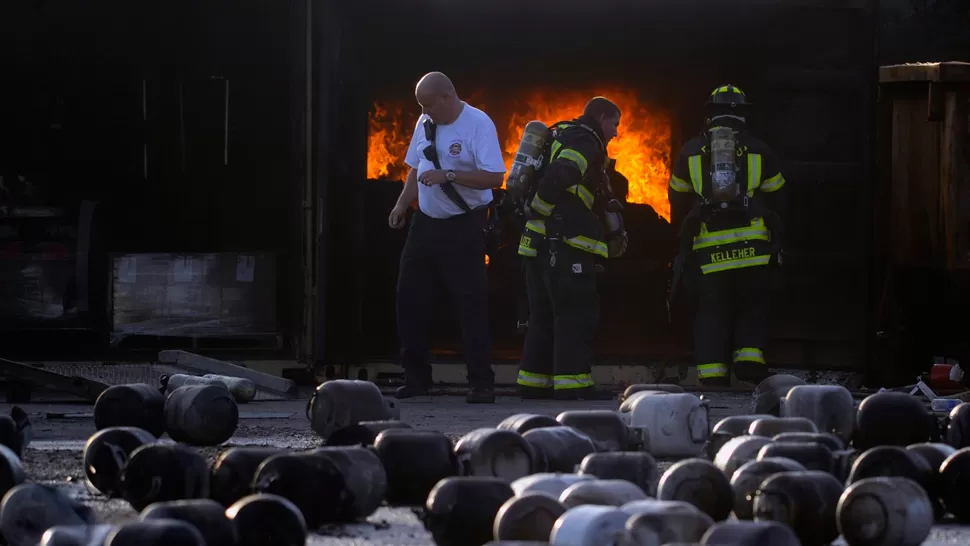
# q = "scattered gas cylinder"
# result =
<box><xmin>756</xmin><ymin>441</ymin><xmax>835</xmax><ymax>474</ymax></box>
<box><xmin>713</xmin><ymin>435</ymin><xmax>774</xmax><ymax>476</ymax></box>
<box><xmin>846</xmin><ymin>446</ymin><xmax>934</xmax><ymax>502</ymax></box>
<box><xmin>422</xmin><ymin>476</ymin><xmax>515</xmax><ymax>546</ymax></box>
<box><xmin>559</xmin><ymin>479</ymin><xmax>649</xmax><ymax>508</ymax></box>
<box><xmin>946</xmin><ymin>402</ymin><xmax>970</xmax><ymax>448</ymax></box>
<box><xmin>549</xmin><ymin>505</ymin><xmax>629</xmax><ymax>546</ymax></box>
<box><xmin>164</xmin><ymin>385</ymin><xmax>238</xmax><ymax>446</ymax></box>
<box><xmin>751</xmin><ymin>374</ymin><xmax>806</xmax><ymax>416</ymax></box>
<box><xmin>700</xmin><ymin>520</ymin><xmax>801</xmax><ymax>545</ymax></box>
<box><xmin>455</xmin><ymin>428</ymin><xmax>536</xmax><ymax>481</ymax></box>
<box><xmin>853</xmin><ymin>392</ymin><xmax>937</xmax><ymax>450</ymax></box>
<box><xmin>493</xmin><ymin>492</ymin><xmax>567</xmax><ymax>542</ymax></box>
<box><xmin>209</xmin><ymin>447</ymin><xmax>286</xmax><ymax>506</ymax></box>
<box><xmin>772</xmin><ymin>431</ymin><xmax>844</xmax><ymax>452</ymax></box>
<box><xmin>0</xmin><ymin>483</ymin><xmax>97</xmax><ymax>546</ymax></box>
<box><xmin>748</xmin><ymin>417</ymin><xmax>818</xmax><ymax>437</ymax></box>
<box><xmin>837</xmin><ymin>476</ymin><xmax>933</xmax><ymax>546</ymax></box>
<box><xmin>326</xmin><ymin>420</ymin><xmax>412</xmax><ymax>447</ymax></box>
<box><xmin>484</xmin><ymin>542</ymin><xmax>549</xmax><ymax>546</ymax></box>
<box><xmin>0</xmin><ymin>406</ymin><xmax>31</xmax><ymax>457</ymax></box>
<box><xmin>578</xmin><ymin>451</ymin><xmax>660</xmax><ymax>496</ymax></box>
<box><xmin>307</xmin><ymin>379</ymin><xmax>394</xmax><ymax>441</ymax></box>
<box><xmin>82</xmin><ymin>427</ymin><xmax>157</xmax><ymax>498</ymax></box>
<box><xmin>623</xmin><ymin>501</ymin><xmax>714</xmax><ymax>545</ymax></box>
<box><xmin>752</xmin><ymin>470</ymin><xmax>844</xmax><ymax>546</ymax></box>
<box><xmin>618</xmin><ymin>390</ymin><xmax>671</xmax><ymax>412</ymax></box>
<box><xmin>522</xmin><ymin>426</ymin><xmax>598</xmax><ymax>473</ymax></box>
<box><xmin>939</xmin><ymin>447</ymin><xmax>970</xmax><ymax>522</ymax></box>
<box><xmin>373</xmin><ymin>429</ymin><xmax>460</xmax><ymax>505</ymax></box>
<box><xmin>782</xmin><ymin>384</ymin><xmax>856</xmax><ymax>443</ymax></box>
<box><xmin>140</xmin><ymin>499</ymin><xmax>237</xmax><ymax>546</ymax></box>
<box><xmin>706</xmin><ymin>415</ymin><xmax>776</xmax><ymax>460</ymax></box>
<box><xmin>40</xmin><ymin>524</ymin><xmax>115</xmax><ymax>546</ymax></box>
<box><xmin>556</xmin><ymin>410</ymin><xmax>636</xmax><ymax>451</ymax></box>
<box><xmin>104</xmin><ymin>519</ymin><xmax>205</xmax><ymax>546</ymax></box>
<box><xmin>906</xmin><ymin>442</ymin><xmax>956</xmax><ymax>519</ymax></box>
<box><xmin>93</xmin><ymin>383</ymin><xmax>167</xmax><ymax>438</ymax></box>
<box><xmin>622</xmin><ymin>383</ymin><xmax>684</xmax><ymax>401</ymax></box>
<box><xmin>620</xmin><ymin>392</ymin><xmax>709</xmax><ymax>458</ymax></box>
<box><xmin>512</xmin><ymin>473</ymin><xmax>595</xmax><ymax>498</ymax></box>
<box><xmin>658</xmin><ymin>458</ymin><xmax>734</xmax><ymax>522</ymax></box>
<box><xmin>163</xmin><ymin>374</ymin><xmax>257</xmax><ymax>404</ymax></box>
<box><xmin>226</xmin><ymin>493</ymin><xmax>308</xmax><ymax>546</ymax></box>
<box><xmin>120</xmin><ymin>443</ymin><xmax>210</xmax><ymax>512</ymax></box>
<box><xmin>729</xmin><ymin>457</ymin><xmax>807</xmax><ymax>520</ymax></box>
<box><xmin>497</xmin><ymin>414</ymin><xmax>559</xmax><ymax>435</ymax></box>
<box><xmin>0</xmin><ymin>443</ymin><xmax>26</xmax><ymax>498</ymax></box>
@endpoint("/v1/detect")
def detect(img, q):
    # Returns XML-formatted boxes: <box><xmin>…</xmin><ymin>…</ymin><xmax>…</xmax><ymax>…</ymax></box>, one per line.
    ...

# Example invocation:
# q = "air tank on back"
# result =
<box><xmin>506</xmin><ymin>121</ymin><xmax>551</xmax><ymax>203</ymax></box>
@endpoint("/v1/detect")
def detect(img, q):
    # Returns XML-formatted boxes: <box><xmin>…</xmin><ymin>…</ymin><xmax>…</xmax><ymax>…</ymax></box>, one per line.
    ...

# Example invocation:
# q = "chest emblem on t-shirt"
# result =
<box><xmin>448</xmin><ymin>141</ymin><xmax>462</xmax><ymax>157</ymax></box>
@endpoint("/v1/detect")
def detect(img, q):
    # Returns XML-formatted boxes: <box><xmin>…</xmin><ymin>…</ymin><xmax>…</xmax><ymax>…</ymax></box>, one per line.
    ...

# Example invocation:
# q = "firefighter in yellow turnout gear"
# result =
<box><xmin>669</xmin><ymin>85</ymin><xmax>788</xmax><ymax>386</ymax></box>
<box><xmin>514</xmin><ymin>97</ymin><xmax>624</xmax><ymax>400</ymax></box>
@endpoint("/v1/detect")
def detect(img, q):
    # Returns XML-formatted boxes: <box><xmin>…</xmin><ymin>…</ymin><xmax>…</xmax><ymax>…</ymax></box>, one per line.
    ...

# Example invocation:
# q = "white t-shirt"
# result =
<box><xmin>404</xmin><ymin>102</ymin><xmax>507</xmax><ymax>219</ymax></box>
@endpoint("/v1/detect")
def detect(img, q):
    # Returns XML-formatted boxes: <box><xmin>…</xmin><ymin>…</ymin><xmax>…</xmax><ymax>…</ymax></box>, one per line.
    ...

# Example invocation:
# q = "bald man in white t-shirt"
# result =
<box><xmin>388</xmin><ymin>72</ymin><xmax>506</xmax><ymax>404</ymax></box>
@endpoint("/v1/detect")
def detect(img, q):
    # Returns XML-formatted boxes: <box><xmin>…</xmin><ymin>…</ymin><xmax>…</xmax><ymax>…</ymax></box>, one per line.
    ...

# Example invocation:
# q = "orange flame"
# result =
<box><xmin>367</xmin><ymin>88</ymin><xmax>672</xmax><ymax>221</ymax></box>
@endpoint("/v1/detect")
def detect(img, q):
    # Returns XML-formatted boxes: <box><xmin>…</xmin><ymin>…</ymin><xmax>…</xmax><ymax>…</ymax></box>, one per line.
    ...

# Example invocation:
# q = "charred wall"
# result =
<box><xmin>319</xmin><ymin>0</ymin><xmax>878</xmax><ymax>368</ymax></box>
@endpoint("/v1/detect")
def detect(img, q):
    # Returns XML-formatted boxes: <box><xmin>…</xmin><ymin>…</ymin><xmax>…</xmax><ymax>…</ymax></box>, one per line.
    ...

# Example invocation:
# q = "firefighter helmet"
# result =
<box><xmin>705</xmin><ymin>85</ymin><xmax>752</xmax><ymax>108</ymax></box>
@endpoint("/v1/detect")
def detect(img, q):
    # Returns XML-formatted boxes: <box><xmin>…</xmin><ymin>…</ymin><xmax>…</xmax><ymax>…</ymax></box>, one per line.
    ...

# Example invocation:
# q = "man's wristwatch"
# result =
<box><xmin>445</xmin><ymin>170</ymin><xmax>456</xmax><ymax>182</ymax></box>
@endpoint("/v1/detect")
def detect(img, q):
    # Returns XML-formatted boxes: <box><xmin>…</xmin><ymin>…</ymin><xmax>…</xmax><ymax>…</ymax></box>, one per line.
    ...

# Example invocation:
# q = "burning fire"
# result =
<box><xmin>367</xmin><ymin>88</ymin><xmax>673</xmax><ymax>220</ymax></box>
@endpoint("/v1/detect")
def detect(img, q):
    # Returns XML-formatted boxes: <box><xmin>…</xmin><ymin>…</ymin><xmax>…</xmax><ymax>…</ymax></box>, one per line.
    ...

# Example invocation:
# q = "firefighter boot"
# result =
<box><xmin>466</xmin><ymin>386</ymin><xmax>496</xmax><ymax>404</ymax></box>
<box><xmin>554</xmin><ymin>385</ymin><xmax>615</xmax><ymax>401</ymax></box>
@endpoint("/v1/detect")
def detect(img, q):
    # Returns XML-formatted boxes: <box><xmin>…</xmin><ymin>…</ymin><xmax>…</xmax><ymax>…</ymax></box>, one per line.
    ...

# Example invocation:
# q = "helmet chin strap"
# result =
<box><xmin>709</xmin><ymin>114</ymin><xmax>746</xmax><ymax>124</ymax></box>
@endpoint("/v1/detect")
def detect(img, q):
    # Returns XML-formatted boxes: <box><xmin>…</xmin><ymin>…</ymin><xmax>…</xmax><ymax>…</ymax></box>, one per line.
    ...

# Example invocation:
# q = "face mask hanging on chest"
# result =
<box><xmin>708</xmin><ymin>126</ymin><xmax>740</xmax><ymax>204</ymax></box>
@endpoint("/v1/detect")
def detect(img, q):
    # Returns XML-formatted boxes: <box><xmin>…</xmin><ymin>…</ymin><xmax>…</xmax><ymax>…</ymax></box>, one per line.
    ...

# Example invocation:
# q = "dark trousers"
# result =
<box><xmin>519</xmin><ymin>244</ymin><xmax>599</xmax><ymax>391</ymax></box>
<box><xmin>693</xmin><ymin>265</ymin><xmax>773</xmax><ymax>383</ymax></box>
<box><xmin>396</xmin><ymin>209</ymin><xmax>494</xmax><ymax>388</ymax></box>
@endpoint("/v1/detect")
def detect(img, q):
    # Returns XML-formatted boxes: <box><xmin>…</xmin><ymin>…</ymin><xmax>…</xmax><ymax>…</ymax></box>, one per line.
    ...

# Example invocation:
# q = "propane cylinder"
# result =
<box><xmin>622</xmin><ymin>383</ymin><xmax>684</xmax><ymax>401</ymax></box>
<box><xmin>0</xmin><ymin>484</ymin><xmax>97</xmax><ymax>546</ymax></box>
<box><xmin>226</xmin><ymin>493</ymin><xmax>308</xmax><ymax>546</ymax></box>
<box><xmin>658</xmin><ymin>458</ymin><xmax>734</xmax><ymax>522</ymax></box>
<box><xmin>748</xmin><ymin>416</ymin><xmax>818</xmax><ymax>437</ymax></box>
<box><xmin>578</xmin><ymin>451</ymin><xmax>660</xmax><ymax>496</ymax></box>
<box><xmin>93</xmin><ymin>383</ymin><xmax>167</xmax><ymax>438</ymax></box>
<box><xmin>846</xmin><ymin>446</ymin><xmax>933</xmax><ymax>496</ymax></box>
<box><xmin>837</xmin><ymin>476</ymin><xmax>933</xmax><ymax>546</ymax></box>
<box><xmin>556</xmin><ymin>410</ymin><xmax>636</xmax><ymax>452</ymax></box>
<box><xmin>308</xmin><ymin>379</ymin><xmax>394</xmax><ymax>441</ymax></box>
<box><xmin>713</xmin><ymin>435</ymin><xmax>774</xmax><ymax>476</ymax></box>
<box><xmin>940</xmin><ymin>448</ymin><xmax>970</xmax><ymax>522</ymax></box>
<box><xmin>105</xmin><ymin>519</ymin><xmax>205</xmax><ymax>546</ymax></box>
<box><xmin>700</xmin><ymin>520</ymin><xmax>801</xmax><ymax>545</ymax></box>
<box><xmin>326</xmin><ymin>419</ymin><xmax>412</xmax><ymax>447</ymax></box>
<box><xmin>422</xmin><ymin>476</ymin><xmax>515</xmax><ymax>546</ymax></box>
<box><xmin>40</xmin><ymin>524</ymin><xmax>116</xmax><ymax>546</ymax></box>
<box><xmin>120</xmin><ymin>443</ymin><xmax>210</xmax><ymax>512</ymax></box>
<box><xmin>549</xmin><ymin>505</ymin><xmax>629</xmax><ymax>546</ymax></box>
<box><xmin>707</xmin><ymin>126</ymin><xmax>739</xmax><ymax>203</ymax></box>
<box><xmin>82</xmin><ymin>426</ymin><xmax>157</xmax><ymax>498</ymax></box>
<box><xmin>373</xmin><ymin>429</ymin><xmax>460</xmax><ymax>506</ymax></box>
<box><xmin>619</xmin><ymin>390</ymin><xmax>672</xmax><ymax>412</ymax></box>
<box><xmin>209</xmin><ymin>447</ymin><xmax>286</xmax><ymax>507</ymax></box>
<box><xmin>0</xmin><ymin>443</ymin><xmax>26</xmax><ymax>497</ymax></box>
<box><xmin>757</xmin><ymin>441</ymin><xmax>835</xmax><ymax>474</ymax></box>
<box><xmin>706</xmin><ymin>414</ymin><xmax>776</xmax><ymax>460</ymax></box>
<box><xmin>164</xmin><ymin>374</ymin><xmax>256</xmax><ymax>404</ymax></box>
<box><xmin>522</xmin><ymin>426</ymin><xmax>598</xmax><ymax>473</ymax></box>
<box><xmin>164</xmin><ymin>384</ymin><xmax>239</xmax><ymax>446</ymax></box>
<box><xmin>506</xmin><ymin>121</ymin><xmax>551</xmax><ymax>202</ymax></box>
<box><xmin>854</xmin><ymin>391</ymin><xmax>937</xmax><ymax>450</ymax></box>
<box><xmin>623</xmin><ymin>501</ymin><xmax>714</xmax><ymax>545</ymax></box>
<box><xmin>512</xmin><ymin>473</ymin><xmax>595</xmax><ymax>499</ymax></box>
<box><xmin>0</xmin><ymin>406</ymin><xmax>31</xmax><ymax>457</ymax></box>
<box><xmin>772</xmin><ymin>431</ymin><xmax>844</xmax><ymax>452</ymax></box>
<box><xmin>493</xmin><ymin>492</ymin><xmax>567</xmax><ymax>542</ymax></box>
<box><xmin>454</xmin><ymin>428</ymin><xmax>536</xmax><ymax>481</ymax></box>
<box><xmin>752</xmin><ymin>470</ymin><xmax>844</xmax><ymax>546</ymax></box>
<box><xmin>620</xmin><ymin>392</ymin><xmax>709</xmax><ymax>458</ymax></box>
<box><xmin>946</xmin><ymin>402</ymin><xmax>970</xmax><ymax>448</ymax></box>
<box><xmin>559</xmin><ymin>479</ymin><xmax>649</xmax><ymax>508</ymax></box>
<box><xmin>497</xmin><ymin>414</ymin><xmax>559</xmax><ymax>435</ymax></box>
<box><xmin>751</xmin><ymin>374</ymin><xmax>806</xmax><ymax>416</ymax></box>
<box><xmin>729</xmin><ymin>457</ymin><xmax>807</xmax><ymax>520</ymax></box>
<box><xmin>906</xmin><ymin>442</ymin><xmax>956</xmax><ymax>519</ymax></box>
<box><xmin>782</xmin><ymin>384</ymin><xmax>856</xmax><ymax>443</ymax></box>
<box><xmin>140</xmin><ymin>499</ymin><xmax>237</xmax><ymax>546</ymax></box>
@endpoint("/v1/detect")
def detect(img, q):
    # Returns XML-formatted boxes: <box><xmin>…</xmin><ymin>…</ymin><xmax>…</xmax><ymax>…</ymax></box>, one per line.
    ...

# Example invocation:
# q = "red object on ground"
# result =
<box><xmin>929</xmin><ymin>364</ymin><xmax>964</xmax><ymax>391</ymax></box>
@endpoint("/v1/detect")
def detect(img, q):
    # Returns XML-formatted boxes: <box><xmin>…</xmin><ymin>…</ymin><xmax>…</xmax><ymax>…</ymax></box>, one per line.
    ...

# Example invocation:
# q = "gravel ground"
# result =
<box><xmin>4</xmin><ymin>392</ymin><xmax>970</xmax><ymax>545</ymax></box>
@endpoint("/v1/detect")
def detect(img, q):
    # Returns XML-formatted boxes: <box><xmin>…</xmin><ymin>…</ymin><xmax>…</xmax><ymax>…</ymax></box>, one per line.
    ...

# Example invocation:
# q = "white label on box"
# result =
<box><xmin>118</xmin><ymin>256</ymin><xmax>137</xmax><ymax>284</ymax></box>
<box><xmin>173</xmin><ymin>256</ymin><xmax>198</xmax><ymax>283</ymax></box>
<box><xmin>236</xmin><ymin>254</ymin><xmax>255</xmax><ymax>283</ymax></box>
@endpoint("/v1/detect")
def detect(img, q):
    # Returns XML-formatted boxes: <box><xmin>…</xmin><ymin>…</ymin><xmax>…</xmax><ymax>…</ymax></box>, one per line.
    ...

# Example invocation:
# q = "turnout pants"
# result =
<box><xmin>694</xmin><ymin>264</ymin><xmax>773</xmax><ymax>385</ymax></box>
<box><xmin>396</xmin><ymin>209</ymin><xmax>494</xmax><ymax>388</ymax></box>
<box><xmin>518</xmin><ymin>244</ymin><xmax>598</xmax><ymax>394</ymax></box>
